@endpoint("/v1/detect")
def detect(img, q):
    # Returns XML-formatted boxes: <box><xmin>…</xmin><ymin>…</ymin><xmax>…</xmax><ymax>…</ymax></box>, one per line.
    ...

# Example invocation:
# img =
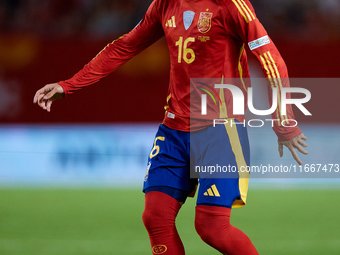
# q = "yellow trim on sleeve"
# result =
<box><xmin>264</xmin><ymin>52</ymin><xmax>290</xmax><ymax>124</ymax></box>
<box><xmin>267</xmin><ymin>52</ymin><xmax>289</xmax><ymax>124</ymax></box>
<box><xmin>267</xmin><ymin>52</ymin><xmax>281</xmax><ymax>79</ymax></box>
<box><xmin>232</xmin><ymin>0</ymin><xmax>256</xmax><ymax>23</ymax></box>
<box><xmin>260</xmin><ymin>54</ymin><xmax>281</xmax><ymax>125</ymax></box>
<box><xmin>259</xmin><ymin>55</ymin><xmax>273</xmax><ymax>83</ymax></box>
<box><xmin>239</xmin><ymin>0</ymin><xmax>256</xmax><ymax>20</ymax></box>
<box><xmin>263</xmin><ymin>53</ymin><xmax>280</xmax><ymax>88</ymax></box>
<box><xmin>264</xmin><ymin>52</ymin><xmax>283</xmax><ymax>124</ymax></box>
<box><xmin>231</xmin><ymin>0</ymin><xmax>249</xmax><ymax>23</ymax></box>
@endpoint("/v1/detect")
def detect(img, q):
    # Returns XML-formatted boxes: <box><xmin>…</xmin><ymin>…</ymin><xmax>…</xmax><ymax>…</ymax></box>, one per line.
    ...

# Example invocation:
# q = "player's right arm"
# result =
<box><xmin>33</xmin><ymin>0</ymin><xmax>163</xmax><ymax>111</ymax></box>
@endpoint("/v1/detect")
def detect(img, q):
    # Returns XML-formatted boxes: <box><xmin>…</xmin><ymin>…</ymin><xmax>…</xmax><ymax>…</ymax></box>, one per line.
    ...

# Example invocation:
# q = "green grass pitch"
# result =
<box><xmin>0</xmin><ymin>187</ymin><xmax>339</xmax><ymax>255</ymax></box>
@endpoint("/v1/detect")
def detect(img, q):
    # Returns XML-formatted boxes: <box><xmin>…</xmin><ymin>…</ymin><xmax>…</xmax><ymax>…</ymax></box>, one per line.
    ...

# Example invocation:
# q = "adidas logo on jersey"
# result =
<box><xmin>165</xmin><ymin>16</ymin><xmax>176</xmax><ymax>28</ymax></box>
<box><xmin>204</xmin><ymin>184</ymin><xmax>220</xmax><ymax>197</ymax></box>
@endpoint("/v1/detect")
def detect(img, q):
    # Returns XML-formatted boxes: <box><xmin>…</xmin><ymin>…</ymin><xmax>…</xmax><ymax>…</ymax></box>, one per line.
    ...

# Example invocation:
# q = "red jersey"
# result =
<box><xmin>59</xmin><ymin>0</ymin><xmax>301</xmax><ymax>141</ymax></box>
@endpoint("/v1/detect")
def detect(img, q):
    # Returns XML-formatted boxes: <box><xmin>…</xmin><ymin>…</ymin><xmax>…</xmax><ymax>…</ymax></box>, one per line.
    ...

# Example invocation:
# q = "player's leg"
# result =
<box><xmin>142</xmin><ymin>124</ymin><xmax>194</xmax><ymax>255</ymax></box>
<box><xmin>142</xmin><ymin>189</ymin><xmax>185</xmax><ymax>255</ymax></box>
<box><xmin>191</xmin><ymin>120</ymin><xmax>258</xmax><ymax>254</ymax></box>
<box><xmin>195</xmin><ymin>192</ymin><xmax>258</xmax><ymax>255</ymax></box>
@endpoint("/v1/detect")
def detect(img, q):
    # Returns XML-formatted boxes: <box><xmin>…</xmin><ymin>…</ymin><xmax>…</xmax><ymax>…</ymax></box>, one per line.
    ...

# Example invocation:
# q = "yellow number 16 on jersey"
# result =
<box><xmin>175</xmin><ymin>36</ymin><xmax>196</xmax><ymax>64</ymax></box>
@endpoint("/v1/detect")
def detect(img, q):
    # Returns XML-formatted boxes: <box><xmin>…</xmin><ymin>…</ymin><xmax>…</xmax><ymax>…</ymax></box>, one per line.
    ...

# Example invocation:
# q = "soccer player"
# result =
<box><xmin>34</xmin><ymin>0</ymin><xmax>308</xmax><ymax>254</ymax></box>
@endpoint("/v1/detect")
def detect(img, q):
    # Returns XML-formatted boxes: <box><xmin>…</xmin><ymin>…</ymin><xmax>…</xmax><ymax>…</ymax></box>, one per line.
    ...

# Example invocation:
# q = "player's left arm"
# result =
<box><xmin>225</xmin><ymin>0</ymin><xmax>308</xmax><ymax>164</ymax></box>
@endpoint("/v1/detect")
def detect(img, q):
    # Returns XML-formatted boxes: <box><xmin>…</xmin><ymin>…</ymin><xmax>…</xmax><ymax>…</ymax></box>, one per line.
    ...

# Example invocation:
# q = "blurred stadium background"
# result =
<box><xmin>0</xmin><ymin>0</ymin><xmax>339</xmax><ymax>254</ymax></box>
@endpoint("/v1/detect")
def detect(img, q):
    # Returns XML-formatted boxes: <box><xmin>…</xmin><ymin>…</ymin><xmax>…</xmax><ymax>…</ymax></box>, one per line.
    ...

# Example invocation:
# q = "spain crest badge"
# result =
<box><xmin>197</xmin><ymin>12</ymin><xmax>213</xmax><ymax>33</ymax></box>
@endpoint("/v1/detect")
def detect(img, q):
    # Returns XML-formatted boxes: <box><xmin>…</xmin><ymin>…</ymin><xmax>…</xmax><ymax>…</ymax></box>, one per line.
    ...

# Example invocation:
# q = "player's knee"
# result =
<box><xmin>143</xmin><ymin>191</ymin><xmax>181</xmax><ymax>232</ymax></box>
<box><xmin>142</xmin><ymin>208</ymin><xmax>161</xmax><ymax>230</ymax></box>
<box><xmin>195</xmin><ymin>215</ymin><xmax>215</xmax><ymax>244</ymax></box>
<box><xmin>195</xmin><ymin>221</ymin><xmax>212</xmax><ymax>244</ymax></box>
<box><xmin>195</xmin><ymin>205</ymin><xmax>231</xmax><ymax>244</ymax></box>
<box><xmin>195</xmin><ymin>208</ymin><xmax>212</xmax><ymax>243</ymax></box>
<box><xmin>142</xmin><ymin>208</ymin><xmax>175</xmax><ymax>232</ymax></box>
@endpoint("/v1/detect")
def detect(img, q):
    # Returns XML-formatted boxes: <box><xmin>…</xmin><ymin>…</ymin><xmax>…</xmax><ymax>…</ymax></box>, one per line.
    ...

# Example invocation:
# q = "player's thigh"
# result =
<box><xmin>191</xmin><ymin>120</ymin><xmax>250</xmax><ymax>208</ymax></box>
<box><xmin>143</xmin><ymin>124</ymin><xmax>197</xmax><ymax>201</ymax></box>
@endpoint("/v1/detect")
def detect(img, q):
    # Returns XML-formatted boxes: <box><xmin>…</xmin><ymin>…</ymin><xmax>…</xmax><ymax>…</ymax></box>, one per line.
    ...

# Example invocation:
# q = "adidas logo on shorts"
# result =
<box><xmin>204</xmin><ymin>184</ymin><xmax>220</xmax><ymax>197</ymax></box>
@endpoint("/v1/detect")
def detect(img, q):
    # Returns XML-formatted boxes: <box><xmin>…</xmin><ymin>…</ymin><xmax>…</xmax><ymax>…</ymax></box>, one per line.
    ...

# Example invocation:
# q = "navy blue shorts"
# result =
<box><xmin>143</xmin><ymin>121</ymin><xmax>250</xmax><ymax>208</ymax></box>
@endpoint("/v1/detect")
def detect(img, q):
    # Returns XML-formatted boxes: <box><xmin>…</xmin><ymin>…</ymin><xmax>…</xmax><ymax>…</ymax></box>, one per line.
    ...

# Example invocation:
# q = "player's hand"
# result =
<box><xmin>278</xmin><ymin>133</ymin><xmax>308</xmax><ymax>166</ymax></box>
<box><xmin>33</xmin><ymin>83</ymin><xmax>65</xmax><ymax>112</ymax></box>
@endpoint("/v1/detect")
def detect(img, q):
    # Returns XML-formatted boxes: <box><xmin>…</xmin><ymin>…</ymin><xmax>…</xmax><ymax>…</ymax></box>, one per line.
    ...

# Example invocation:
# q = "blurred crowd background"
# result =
<box><xmin>0</xmin><ymin>0</ymin><xmax>339</xmax><ymax>124</ymax></box>
<box><xmin>0</xmin><ymin>0</ymin><xmax>151</xmax><ymax>37</ymax></box>
<box><xmin>0</xmin><ymin>0</ymin><xmax>339</xmax><ymax>40</ymax></box>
